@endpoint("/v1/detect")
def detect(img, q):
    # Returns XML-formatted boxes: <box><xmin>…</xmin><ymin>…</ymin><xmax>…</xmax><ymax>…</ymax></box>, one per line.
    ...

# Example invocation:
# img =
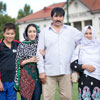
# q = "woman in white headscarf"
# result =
<box><xmin>71</xmin><ymin>25</ymin><xmax>100</xmax><ymax>100</ymax></box>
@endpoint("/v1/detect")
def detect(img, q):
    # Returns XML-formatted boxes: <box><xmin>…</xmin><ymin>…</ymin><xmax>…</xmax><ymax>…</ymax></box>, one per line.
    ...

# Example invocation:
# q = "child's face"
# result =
<box><xmin>3</xmin><ymin>29</ymin><xmax>15</xmax><ymax>43</ymax></box>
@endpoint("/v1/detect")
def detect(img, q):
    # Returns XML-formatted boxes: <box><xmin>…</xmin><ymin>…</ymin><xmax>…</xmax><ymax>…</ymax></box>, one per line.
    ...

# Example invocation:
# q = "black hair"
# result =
<box><xmin>4</xmin><ymin>23</ymin><xmax>16</xmax><ymax>33</ymax></box>
<box><xmin>25</xmin><ymin>24</ymin><xmax>38</xmax><ymax>36</ymax></box>
<box><xmin>51</xmin><ymin>7</ymin><xmax>65</xmax><ymax>17</ymax></box>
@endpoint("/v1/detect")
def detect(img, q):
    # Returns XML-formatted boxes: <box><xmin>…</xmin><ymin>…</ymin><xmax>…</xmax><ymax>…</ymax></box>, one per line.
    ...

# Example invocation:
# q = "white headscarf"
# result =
<box><xmin>81</xmin><ymin>25</ymin><xmax>97</xmax><ymax>46</ymax></box>
<box><xmin>79</xmin><ymin>25</ymin><xmax>100</xmax><ymax>63</ymax></box>
<box><xmin>71</xmin><ymin>25</ymin><xmax>100</xmax><ymax>80</ymax></box>
<box><xmin>79</xmin><ymin>25</ymin><xmax>100</xmax><ymax>80</ymax></box>
<box><xmin>71</xmin><ymin>25</ymin><xmax>99</xmax><ymax>63</ymax></box>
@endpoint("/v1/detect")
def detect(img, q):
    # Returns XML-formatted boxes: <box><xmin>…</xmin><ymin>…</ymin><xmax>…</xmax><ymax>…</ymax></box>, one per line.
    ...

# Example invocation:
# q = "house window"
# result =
<box><xmin>74</xmin><ymin>21</ymin><xmax>82</xmax><ymax>31</ymax></box>
<box><xmin>85</xmin><ymin>20</ymin><xmax>92</xmax><ymax>26</ymax></box>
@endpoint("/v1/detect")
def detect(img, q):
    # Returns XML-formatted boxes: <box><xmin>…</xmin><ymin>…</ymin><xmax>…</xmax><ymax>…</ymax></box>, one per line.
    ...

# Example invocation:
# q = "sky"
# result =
<box><xmin>1</xmin><ymin>0</ymin><xmax>66</xmax><ymax>18</ymax></box>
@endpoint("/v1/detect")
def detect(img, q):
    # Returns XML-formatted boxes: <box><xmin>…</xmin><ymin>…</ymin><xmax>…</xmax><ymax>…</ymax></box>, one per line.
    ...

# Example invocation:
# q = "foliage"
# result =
<box><xmin>17</xmin><ymin>4</ymin><xmax>33</xmax><ymax>19</ymax></box>
<box><xmin>0</xmin><ymin>14</ymin><xmax>15</xmax><ymax>33</ymax></box>
<box><xmin>0</xmin><ymin>1</ymin><xmax>19</xmax><ymax>40</ymax></box>
<box><xmin>0</xmin><ymin>1</ymin><xmax>6</xmax><ymax>15</ymax></box>
<box><xmin>0</xmin><ymin>33</ymin><xmax>3</xmax><ymax>39</ymax></box>
<box><xmin>15</xmin><ymin>24</ymin><xmax>19</xmax><ymax>40</ymax></box>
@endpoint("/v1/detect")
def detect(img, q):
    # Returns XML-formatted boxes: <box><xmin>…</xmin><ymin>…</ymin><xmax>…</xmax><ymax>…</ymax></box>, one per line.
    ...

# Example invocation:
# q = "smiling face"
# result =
<box><xmin>84</xmin><ymin>28</ymin><xmax>92</xmax><ymax>40</ymax></box>
<box><xmin>27</xmin><ymin>26</ymin><xmax>37</xmax><ymax>41</ymax></box>
<box><xmin>3</xmin><ymin>29</ymin><xmax>15</xmax><ymax>44</ymax></box>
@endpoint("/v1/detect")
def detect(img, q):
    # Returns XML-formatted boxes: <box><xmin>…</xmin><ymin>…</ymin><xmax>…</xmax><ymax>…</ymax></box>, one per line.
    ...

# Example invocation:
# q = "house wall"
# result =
<box><xmin>18</xmin><ymin>0</ymin><xmax>100</xmax><ymax>41</ymax></box>
<box><xmin>18</xmin><ymin>19</ymin><xmax>52</xmax><ymax>41</ymax></box>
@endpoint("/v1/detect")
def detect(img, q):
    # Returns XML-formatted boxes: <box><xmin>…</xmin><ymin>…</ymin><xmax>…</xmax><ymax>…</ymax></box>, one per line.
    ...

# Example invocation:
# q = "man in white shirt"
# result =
<box><xmin>37</xmin><ymin>7</ymin><xmax>82</xmax><ymax>100</ymax></box>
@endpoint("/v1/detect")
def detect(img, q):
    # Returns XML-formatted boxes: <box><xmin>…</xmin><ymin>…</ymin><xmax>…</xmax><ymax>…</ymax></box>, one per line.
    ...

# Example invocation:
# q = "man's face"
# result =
<box><xmin>52</xmin><ymin>13</ymin><xmax>64</xmax><ymax>27</ymax></box>
<box><xmin>3</xmin><ymin>29</ymin><xmax>15</xmax><ymax>43</ymax></box>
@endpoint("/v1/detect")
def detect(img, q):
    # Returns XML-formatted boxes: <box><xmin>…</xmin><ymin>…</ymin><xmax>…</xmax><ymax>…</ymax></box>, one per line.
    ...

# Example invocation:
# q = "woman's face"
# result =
<box><xmin>27</xmin><ymin>26</ymin><xmax>37</xmax><ymax>41</ymax></box>
<box><xmin>84</xmin><ymin>29</ymin><xmax>92</xmax><ymax>40</ymax></box>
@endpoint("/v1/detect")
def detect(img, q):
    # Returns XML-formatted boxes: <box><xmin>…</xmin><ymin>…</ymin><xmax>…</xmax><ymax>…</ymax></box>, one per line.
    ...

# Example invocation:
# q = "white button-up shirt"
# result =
<box><xmin>37</xmin><ymin>24</ymin><xmax>82</xmax><ymax>76</ymax></box>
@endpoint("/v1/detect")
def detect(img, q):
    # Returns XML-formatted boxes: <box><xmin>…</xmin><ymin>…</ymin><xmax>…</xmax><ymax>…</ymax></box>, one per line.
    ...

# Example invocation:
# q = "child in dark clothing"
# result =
<box><xmin>0</xmin><ymin>23</ymin><xmax>20</xmax><ymax>100</ymax></box>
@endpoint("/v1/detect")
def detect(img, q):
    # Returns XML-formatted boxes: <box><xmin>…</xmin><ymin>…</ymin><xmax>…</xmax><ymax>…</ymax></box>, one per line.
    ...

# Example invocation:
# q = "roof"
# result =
<box><xmin>17</xmin><ymin>0</ymin><xmax>100</xmax><ymax>23</ymax></box>
<box><xmin>80</xmin><ymin>0</ymin><xmax>100</xmax><ymax>11</ymax></box>
<box><xmin>16</xmin><ymin>2</ymin><xmax>66</xmax><ymax>23</ymax></box>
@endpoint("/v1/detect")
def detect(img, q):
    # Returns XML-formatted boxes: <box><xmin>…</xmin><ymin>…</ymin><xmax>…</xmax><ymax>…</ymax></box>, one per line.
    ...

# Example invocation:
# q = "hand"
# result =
<box><xmin>21</xmin><ymin>56</ymin><xmax>39</xmax><ymax>66</ymax></box>
<box><xmin>71</xmin><ymin>72</ymin><xmax>79</xmax><ymax>83</ymax></box>
<box><xmin>0</xmin><ymin>80</ymin><xmax>4</xmax><ymax>91</ymax></box>
<box><xmin>39</xmin><ymin>73</ymin><xmax>46</xmax><ymax>84</ymax></box>
<box><xmin>82</xmin><ymin>64</ymin><xmax>95</xmax><ymax>72</ymax></box>
<box><xmin>29</xmin><ymin>56</ymin><xmax>39</xmax><ymax>62</ymax></box>
<box><xmin>39</xmin><ymin>49</ymin><xmax>45</xmax><ymax>56</ymax></box>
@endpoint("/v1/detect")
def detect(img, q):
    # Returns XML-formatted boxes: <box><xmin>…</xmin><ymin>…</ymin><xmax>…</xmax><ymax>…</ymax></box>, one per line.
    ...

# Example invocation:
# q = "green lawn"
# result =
<box><xmin>17</xmin><ymin>83</ymin><xmax>78</xmax><ymax>100</ymax></box>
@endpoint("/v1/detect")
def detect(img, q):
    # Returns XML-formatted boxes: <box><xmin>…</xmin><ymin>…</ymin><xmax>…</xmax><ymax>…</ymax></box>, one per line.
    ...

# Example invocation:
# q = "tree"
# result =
<box><xmin>0</xmin><ymin>2</ymin><xmax>19</xmax><ymax>40</ymax></box>
<box><xmin>17</xmin><ymin>4</ymin><xmax>33</xmax><ymax>19</ymax></box>
<box><xmin>0</xmin><ymin>1</ymin><xmax>6</xmax><ymax>15</ymax></box>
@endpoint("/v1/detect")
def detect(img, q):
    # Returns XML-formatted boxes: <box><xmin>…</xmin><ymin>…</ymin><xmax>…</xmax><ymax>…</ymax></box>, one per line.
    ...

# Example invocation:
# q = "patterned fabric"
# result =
<box><xmin>71</xmin><ymin>60</ymin><xmax>100</xmax><ymax>100</ymax></box>
<box><xmin>14</xmin><ymin>41</ymin><xmax>39</xmax><ymax>100</ymax></box>
<box><xmin>78</xmin><ymin>74</ymin><xmax>100</xmax><ymax>100</ymax></box>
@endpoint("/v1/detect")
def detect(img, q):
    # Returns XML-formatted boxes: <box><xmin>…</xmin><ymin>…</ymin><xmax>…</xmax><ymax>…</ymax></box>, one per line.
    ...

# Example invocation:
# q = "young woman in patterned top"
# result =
<box><xmin>14</xmin><ymin>24</ymin><xmax>42</xmax><ymax>100</ymax></box>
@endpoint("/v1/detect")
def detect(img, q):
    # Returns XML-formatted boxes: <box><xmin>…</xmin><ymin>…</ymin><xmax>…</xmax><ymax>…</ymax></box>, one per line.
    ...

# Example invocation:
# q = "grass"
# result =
<box><xmin>17</xmin><ymin>83</ymin><xmax>78</xmax><ymax>100</ymax></box>
<box><xmin>72</xmin><ymin>83</ymin><xmax>78</xmax><ymax>100</ymax></box>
